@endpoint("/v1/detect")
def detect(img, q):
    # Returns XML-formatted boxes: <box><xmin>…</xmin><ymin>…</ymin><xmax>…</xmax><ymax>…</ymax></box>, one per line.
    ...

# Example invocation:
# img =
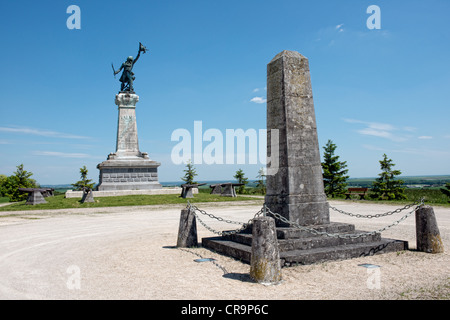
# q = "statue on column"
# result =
<box><xmin>112</xmin><ymin>42</ymin><xmax>148</xmax><ymax>92</ymax></box>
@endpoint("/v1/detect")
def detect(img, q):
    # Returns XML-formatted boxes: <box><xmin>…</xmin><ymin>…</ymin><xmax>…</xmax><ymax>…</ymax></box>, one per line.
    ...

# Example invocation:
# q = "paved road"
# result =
<box><xmin>0</xmin><ymin>201</ymin><xmax>448</xmax><ymax>300</ymax></box>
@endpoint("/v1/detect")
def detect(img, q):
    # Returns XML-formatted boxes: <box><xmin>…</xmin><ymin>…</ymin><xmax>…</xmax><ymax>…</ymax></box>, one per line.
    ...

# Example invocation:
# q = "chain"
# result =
<box><xmin>186</xmin><ymin>198</ymin><xmax>424</xmax><ymax>239</ymax></box>
<box><xmin>328</xmin><ymin>198</ymin><xmax>425</xmax><ymax>219</ymax></box>
<box><xmin>265</xmin><ymin>198</ymin><xmax>424</xmax><ymax>239</ymax></box>
<box><xmin>188</xmin><ymin>203</ymin><xmax>263</xmax><ymax>236</ymax></box>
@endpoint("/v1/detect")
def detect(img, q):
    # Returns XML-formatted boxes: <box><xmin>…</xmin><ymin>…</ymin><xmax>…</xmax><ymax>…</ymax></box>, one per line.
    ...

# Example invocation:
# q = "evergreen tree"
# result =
<box><xmin>3</xmin><ymin>164</ymin><xmax>38</xmax><ymax>201</ymax></box>
<box><xmin>371</xmin><ymin>154</ymin><xmax>406</xmax><ymax>200</ymax></box>
<box><xmin>440</xmin><ymin>183</ymin><xmax>450</xmax><ymax>203</ymax></box>
<box><xmin>0</xmin><ymin>174</ymin><xmax>7</xmax><ymax>197</ymax></box>
<box><xmin>71</xmin><ymin>166</ymin><xmax>95</xmax><ymax>191</ymax></box>
<box><xmin>181</xmin><ymin>160</ymin><xmax>197</xmax><ymax>185</ymax></box>
<box><xmin>233</xmin><ymin>169</ymin><xmax>248</xmax><ymax>194</ymax></box>
<box><xmin>321</xmin><ymin>140</ymin><xmax>349</xmax><ymax>198</ymax></box>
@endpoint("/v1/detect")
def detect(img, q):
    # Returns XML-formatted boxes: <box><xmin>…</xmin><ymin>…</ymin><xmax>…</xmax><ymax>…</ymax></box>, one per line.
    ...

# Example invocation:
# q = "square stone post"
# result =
<box><xmin>265</xmin><ymin>50</ymin><xmax>329</xmax><ymax>226</ymax></box>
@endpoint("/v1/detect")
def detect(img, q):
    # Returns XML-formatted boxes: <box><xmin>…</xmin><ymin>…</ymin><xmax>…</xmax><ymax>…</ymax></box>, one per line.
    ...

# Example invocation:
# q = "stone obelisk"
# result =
<box><xmin>265</xmin><ymin>50</ymin><xmax>329</xmax><ymax>226</ymax></box>
<box><xmin>96</xmin><ymin>92</ymin><xmax>162</xmax><ymax>191</ymax></box>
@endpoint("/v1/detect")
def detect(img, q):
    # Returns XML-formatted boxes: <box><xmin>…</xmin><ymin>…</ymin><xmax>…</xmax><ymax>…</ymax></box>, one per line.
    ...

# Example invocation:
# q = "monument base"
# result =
<box><xmin>96</xmin><ymin>158</ymin><xmax>162</xmax><ymax>191</ymax></box>
<box><xmin>202</xmin><ymin>221</ymin><xmax>408</xmax><ymax>267</ymax></box>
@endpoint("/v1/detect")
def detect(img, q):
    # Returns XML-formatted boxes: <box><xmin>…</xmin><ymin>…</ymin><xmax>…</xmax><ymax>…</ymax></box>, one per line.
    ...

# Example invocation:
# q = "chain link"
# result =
<box><xmin>328</xmin><ymin>198</ymin><xmax>425</xmax><ymax>219</ymax></box>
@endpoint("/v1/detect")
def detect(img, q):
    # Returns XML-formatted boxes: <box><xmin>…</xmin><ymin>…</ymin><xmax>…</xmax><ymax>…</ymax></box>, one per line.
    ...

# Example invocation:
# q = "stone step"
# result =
<box><xmin>202</xmin><ymin>237</ymin><xmax>252</xmax><ymax>264</ymax></box>
<box><xmin>280</xmin><ymin>238</ymin><xmax>408</xmax><ymax>266</ymax></box>
<box><xmin>227</xmin><ymin>231</ymin><xmax>382</xmax><ymax>252</ymax></box>
<box><xmin>201</xmin><ymin>236</ymin><xmax>408</xmax><ymax>267</ymax></box>
<box><xmin>276</xmin><ymin>222</ymin><xmax>355</xmax><ymax>239</ymax></box>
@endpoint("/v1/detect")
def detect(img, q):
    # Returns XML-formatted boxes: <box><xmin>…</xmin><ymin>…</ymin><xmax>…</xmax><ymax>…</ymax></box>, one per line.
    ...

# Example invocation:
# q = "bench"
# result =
<box><xmin>345</xmin><ymin>188</ymin><xmax>369</xmax><ymax>200</ymax></box>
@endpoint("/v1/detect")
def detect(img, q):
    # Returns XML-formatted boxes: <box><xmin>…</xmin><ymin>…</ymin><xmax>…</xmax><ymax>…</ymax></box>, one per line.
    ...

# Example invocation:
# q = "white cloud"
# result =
<box><xmin>252</xmin><ymin>88</ymin><xmax>260</xmax><ymax>93</ymax></box>
<box><xmin>335</xmin><ymin>24</ymin><xmax>344</xmax><ymax>32</ymax></box>
<box><xmin>344</xmin><ymin>118</ymin><xmax>407</xmax><ymax>142</ymax></box>
<box><xmin>0</xmin><ymin>126</ymin><xmax>90</xmax><ymax>139</ymax></box>
<box><xmin>418</xmin><ymin>136</ymin><xmax>433</xmax><ymax>140</ymax></box>
<box><xmin>250</xmin><ymin>97</ymin><xmax>267</xmax><ymax>104</ymax></box>
<box><xmin>32</xmin><ymin>151</ymin><xmax>91</xmax><ymax>158</ymax></box>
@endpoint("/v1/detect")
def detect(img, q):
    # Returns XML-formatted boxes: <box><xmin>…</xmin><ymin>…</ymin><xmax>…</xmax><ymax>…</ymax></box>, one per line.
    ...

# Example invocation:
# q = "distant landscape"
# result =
<box><xmin>42</xmin><ymin>175</ymin><xmax>450</xmax><ymax>193</ymax></box>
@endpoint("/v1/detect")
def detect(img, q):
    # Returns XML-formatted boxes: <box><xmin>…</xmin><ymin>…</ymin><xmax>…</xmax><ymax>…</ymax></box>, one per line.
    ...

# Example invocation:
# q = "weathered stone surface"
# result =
<box><xmin>25</xmin><ymin>190</ymin><xmax>47</xmax><ymax>205</ymax></box>
<box><xmin>265</xmin><ymin>50</ymin><xmax>329</xmax><ymax>226</ymax></box>
<box><xmin>115</xmin><ymin>93</ymin><xmax>141</xmax><ymax>158</ymax></box>
<box><xmin>415</xmin><ymin>206</ymin><xmax>444</xmax><ymax>253</ymax></box>
<box><xmin>177</xmin><ymin>208</ymin><xmax>198</xmax><ymax>248</ymax></box>
<box><xmin>249</xmin><ymin>217</ymin><xmax>282</xmax><ymax>284</ymax></box>
<box><xmin>210</xmin><ymin>184</ymin><xmax>222</xmax><ymax>194</ymax></box>
<box><xmin>81</xmin><ymin>189</ymin><xmax>95</xmax><ymax>203</ymax></box>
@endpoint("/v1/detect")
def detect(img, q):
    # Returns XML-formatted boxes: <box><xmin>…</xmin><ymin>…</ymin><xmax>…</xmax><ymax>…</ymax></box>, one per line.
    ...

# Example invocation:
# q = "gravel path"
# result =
<box><xmin>0</xmin><ymin>200</ymin><xmax>448</xmax><ymax>300</ymax></box>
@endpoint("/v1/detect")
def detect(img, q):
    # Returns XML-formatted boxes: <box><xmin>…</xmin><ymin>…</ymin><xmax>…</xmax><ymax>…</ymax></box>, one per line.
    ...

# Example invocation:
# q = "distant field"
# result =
<box><xmin>347</xmin><ymin>175</ymin><xmax>450</xmax><ymax>188</ymax></box>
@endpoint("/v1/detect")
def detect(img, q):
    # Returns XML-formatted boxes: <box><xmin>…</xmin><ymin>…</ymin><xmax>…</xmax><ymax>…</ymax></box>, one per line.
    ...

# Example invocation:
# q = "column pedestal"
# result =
<box><xmin>97</xmin><ymin>92</ymin><xmax>162</xmax><ymax>191</ymax></box>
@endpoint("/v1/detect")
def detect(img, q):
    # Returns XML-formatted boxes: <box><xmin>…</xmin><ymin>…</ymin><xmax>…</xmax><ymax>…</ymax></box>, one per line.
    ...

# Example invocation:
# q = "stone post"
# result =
<box><xmin>81</xmin><ymin>189</ymin><xmax>95</xmax><ymax>203</ymax></box>
<box><xmin>265</xmin><ymin>50</ymin><xmax>329</xmax><ymax>226</ymax></box>
<box><xmin>177</xmin><ymin>208</ymin><xmax>198</xmax><ymax>248</ymax></box>
<box><xmin>415</xmin><ymin>205</ymin><xmax>444</xmax><ymax>253</ymax></box>
<box><xmin>250</xmin><ymin>216</ymin><xmax>282</xmax><ymax>284</ymax></box>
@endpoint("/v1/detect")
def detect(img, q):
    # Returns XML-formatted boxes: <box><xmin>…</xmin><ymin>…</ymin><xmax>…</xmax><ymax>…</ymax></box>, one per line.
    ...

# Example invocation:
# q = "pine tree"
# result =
<box><xmin>321</xmin><ymin>140</ymin><xmax>349</xmax><ymax>198</ymax></box>
<box><xmin>181</xmin><ymin>160</ymin><xmax>197</xmax><ymax>185</ymax></box>
<box><xmin>233</xmin><ymin>169</ymin><xmax>248</xmax><ymax>194</ymax></box>
<box><xmin>3</xmin><ymin>164</ymin><xmax>38</xmax><ymax>201</ymax></box>
<box><xmin>71</xmin><ymin>166</ymin><xmax>95</xmax><ymax>191</ymax></box>
<box><xmin>440</xmin><ymin>183</ymin><xmax>450</xmax><ymax>203</ymax></box>
<box><xmin>371</xmin><ymin>154</ymin><xmax>406</xmax><ymax>200</ymax></box>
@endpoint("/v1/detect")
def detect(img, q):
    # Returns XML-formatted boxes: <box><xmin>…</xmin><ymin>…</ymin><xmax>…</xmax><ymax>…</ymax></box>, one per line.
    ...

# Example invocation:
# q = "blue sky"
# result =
<box><xmin>0</xmin><ymin>0</ymin><xmax>449</xmax><ymax>185</ymax></box>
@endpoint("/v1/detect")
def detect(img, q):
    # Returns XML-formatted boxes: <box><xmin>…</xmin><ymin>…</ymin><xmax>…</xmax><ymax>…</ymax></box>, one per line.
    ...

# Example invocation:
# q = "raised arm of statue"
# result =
<box><xmin>133</xmin><ymin>46</ymin><xmax>141</xmax><ymax>66</ymax></box>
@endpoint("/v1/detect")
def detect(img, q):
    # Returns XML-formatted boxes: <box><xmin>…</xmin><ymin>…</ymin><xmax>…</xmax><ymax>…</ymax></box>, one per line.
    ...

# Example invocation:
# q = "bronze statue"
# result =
<box><xmin>112</xmin><ymin>42</ymin><xmax>148</xmax><ymax>92</ymax></box>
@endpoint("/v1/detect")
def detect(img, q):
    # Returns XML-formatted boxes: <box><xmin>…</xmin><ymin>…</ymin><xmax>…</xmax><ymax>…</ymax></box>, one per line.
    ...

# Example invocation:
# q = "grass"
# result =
<box><xmin>0</xmin><ymin>197</ymin><xmax>9</xmax><ymax>204</ymax></box>
<box><xmin>0</xmin><ymin>193</ymin><xmax>262</xmax><ymax>212</ymax></box>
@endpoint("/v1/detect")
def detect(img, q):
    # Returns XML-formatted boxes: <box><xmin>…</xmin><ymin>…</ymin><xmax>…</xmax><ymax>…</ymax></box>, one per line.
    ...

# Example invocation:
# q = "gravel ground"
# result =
<box><xmin>0</xmin><ymin>200</ymin><xmax>448</xmax><ymax>300</ymax></box>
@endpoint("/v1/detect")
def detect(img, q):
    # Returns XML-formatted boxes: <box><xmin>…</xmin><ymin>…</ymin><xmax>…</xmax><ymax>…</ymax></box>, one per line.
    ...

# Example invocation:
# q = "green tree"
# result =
<box><xmin>321</xmin><ymin>140</ymin><xmax>349</xmax><ymax>198</ymax></box>
<box><xmin>71</xmin><ymin>166</ymin><xmax>95</xmax><ymax>191</ymax></box>
<box><xmin>181</xmin><ymin>160</ymin><xmax>197</xmax><ymax>185</ymax></box>
<box><xmin>440</xmin><ymin>183</ymin><xmax>450</xmax><ymax>203</ymax></box>
<box><xmin>0</xmin><ymin>174</ymin><xmax>7</xmax><ymax>197</ymax></box>
<box><xmin>371</xmin><ymin>154</ymin><xmax>406</xmax><ymax>200</ymax></box>
<box><xmin>233</xmin><ymin>169</ymin><xmax>248</xmax><ymax>194</ymax></box>
<box><xmin>255</xmin><ymin>167</ymin><xmax>266</xmax><ymax>195</ymax></box>
<box><xmin>3</xmin><ymin>164</ymin><xmax>39</xmax><ymax>201</ymax></box>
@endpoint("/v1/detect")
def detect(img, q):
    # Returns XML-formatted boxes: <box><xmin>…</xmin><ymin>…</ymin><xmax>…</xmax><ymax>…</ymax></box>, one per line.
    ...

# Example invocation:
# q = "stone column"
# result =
<box><xmin>115</xmin><ymin>92</ymin><xmax>141</xmax><ymax>158</ymax></box>
<box><xmin>265</xmin><ymin>50</ymin><xmax>329</xmax><ymax>226</ymax></box>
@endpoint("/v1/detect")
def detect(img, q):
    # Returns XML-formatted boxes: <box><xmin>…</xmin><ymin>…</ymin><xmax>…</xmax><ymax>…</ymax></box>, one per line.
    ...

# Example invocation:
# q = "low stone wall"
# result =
<box><xmin>64</xmin><ymin>187</ymin><xmax>190</xmax><ymax>198</ymax></box>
